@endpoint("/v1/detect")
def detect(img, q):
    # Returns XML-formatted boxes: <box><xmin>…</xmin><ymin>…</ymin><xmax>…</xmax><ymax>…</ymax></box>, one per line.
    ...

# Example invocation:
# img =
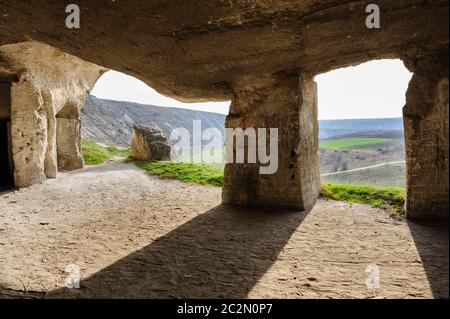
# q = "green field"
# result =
<box><xmin>319</xmin><ymin>138</ymin><xmax>393</xmax><ymax>151</ymax></box>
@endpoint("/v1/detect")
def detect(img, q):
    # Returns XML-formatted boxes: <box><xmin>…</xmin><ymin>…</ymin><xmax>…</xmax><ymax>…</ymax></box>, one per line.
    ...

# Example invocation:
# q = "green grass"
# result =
<box><xmin>320</xmin><ymin>183</ymin><xmax>405</xmax><ymax>216</ymax></box>
<box><xmin>319</xmin><ymin>138</ymin><xmax>393</xmax><ymax>151</ymax></box>
<box><xmin>105</xmin><ymin>146</ymin><xmax>130</xmax><ymax>158</ymax></box>
<box><xmin>133</xmin><ymin>161</ymin><xmax>224</xmax><ymax>187</ymax></box>
<box><xmin>81</xmin><ymin>139</ymin><xmax>130</xmax><ymax>165</ymax></box>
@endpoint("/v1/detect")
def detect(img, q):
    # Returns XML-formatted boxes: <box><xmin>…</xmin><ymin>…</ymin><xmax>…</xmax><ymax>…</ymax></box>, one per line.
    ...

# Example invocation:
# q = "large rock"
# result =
<box><xmin>130</xmin><ymin>126</ymin><xmax>172</xmax><ymax>161</ymax></box>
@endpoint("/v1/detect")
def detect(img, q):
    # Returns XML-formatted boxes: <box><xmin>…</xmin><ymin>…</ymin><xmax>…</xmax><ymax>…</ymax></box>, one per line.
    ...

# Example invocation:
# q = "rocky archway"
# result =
<box><xmin>0</xmin><ymin>1</ymin><xmax>448</xmax><ymax>220</ymax></box>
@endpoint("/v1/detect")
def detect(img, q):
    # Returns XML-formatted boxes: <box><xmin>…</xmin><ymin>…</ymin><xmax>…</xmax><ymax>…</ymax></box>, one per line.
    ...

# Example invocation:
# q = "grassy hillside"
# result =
<box><xmin>319</xmin><ymin>118</ymin><xmax>403</xmax><ymax>139</ymax></box>
<box><xmin>322</xmin><ymin>162</ymin><xmax>406</xmax><ymax>188</ymax></box>
<box><xmin>321</xmin><ymin>184</ymin><xmax>405</xmax><ymax>216</ymax></box>
<box><xmin>319</xmin><ymin>137</ymin><xmax>393</xmax><ymax>151</ymax></box>
<box><xmin>318</xmin><ymin>130</ymin><xmax>405</xmax><ymax>187</ymax></box>
<box><xmin>81</xmin><ymin>96</ymin><xmax>226</xmax><ymax>147</ymax></box>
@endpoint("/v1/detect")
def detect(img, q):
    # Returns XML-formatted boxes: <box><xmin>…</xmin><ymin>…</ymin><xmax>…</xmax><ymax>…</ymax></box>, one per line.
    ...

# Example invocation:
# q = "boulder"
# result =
<box><xmin>130</xmin><ymin>125</ymin><xmax>172</xmax><ymax>161</ymax></box>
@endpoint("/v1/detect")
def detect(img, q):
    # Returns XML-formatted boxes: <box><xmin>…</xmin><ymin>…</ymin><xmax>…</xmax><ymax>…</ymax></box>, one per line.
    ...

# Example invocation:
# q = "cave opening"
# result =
<box><xmin>0</xmin><ymin>119</ymin><xmax>13</xmax><ymax>187</ymax></box>
<box><xmin>314</xmin><ymin>59</ymin><xmax>413</xmax><ymax>189</ymax></box>
<box><xmin>88</xmin><ymin>70</ymin><xmax>231</xmax><ymax>165</ymax></box>
<box><xmin>0</xmin><ymin>82</ymin><xmax>14</xmax><ymax>190</ymax></box>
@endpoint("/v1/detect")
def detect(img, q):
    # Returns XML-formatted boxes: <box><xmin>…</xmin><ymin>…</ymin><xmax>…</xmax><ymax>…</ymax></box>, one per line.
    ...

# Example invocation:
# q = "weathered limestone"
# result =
<box><xmin>42</xmin><ymin>90</ymin><xmax>58</xmax><ymax>178</ymax></box>
<box><xmin>55</xmin><ymin>102</ymin><xmax>85</xmax><ymax>171</ymax></box>
<box><xmin>1</xmin><ymin>1</ymin><xmax>447</xmax><ymax>102</ymax></box>
<box><xmin>10</xmin><ymin>77</ymin><xmax>48</xmax><ymax>187</ymax></box>
<box><xmin>56</xmin><ymin>118</ymin><xmax>84</xmax><ymax>171</ymax></box>
<box><xmin>403</xmin><ymin>49</ymin><xmax>449</xmax><ymax>221</ymax></box>
<box><xmin>130</xmin><ymin>126</ymin><xmax>172</xmax><ymax>161</ymax></box>
<box><xmin>0</xmin><ymin>42</ymin><xmax>105</xmax><ymax>187</ymax></box>
<box><xmin>222</xmin><ymin>73</ymin><xmax>321</xmax><ymax>211</ymax></box>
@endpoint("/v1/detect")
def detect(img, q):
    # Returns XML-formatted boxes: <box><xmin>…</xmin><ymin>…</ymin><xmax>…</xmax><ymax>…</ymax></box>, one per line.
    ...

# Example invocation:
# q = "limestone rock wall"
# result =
<box><xmin>130</xmin><ymin>126</ymin><xmax>172</xmax><ymax>161</ymax></box>
<box><xmin>222</xmin><ymin>72</ymin><xmax>321</xmax><ymax>211</ymax></box>
<box><xmin>0</xmin><ymin>1</ymin><xmax>447</xmax><ymax>102</ymax></box>
<box><xmin>10</xmin><ymin>77</ymin><xmax>48</xmax><ymax>186</ymax></box>
<box><xmin>56</xmin><ymin>117</ymin><xmax>84</xmax><ymax>171</ymax></box>
<box><xmin>403</xmin><ymin>49</ymin><xmax>449</xmax><ymax>221</ymax></box>
<box><xmin>0</xmin><ymin>42</ymin><xmax>105</xmax><ymax>187</ymax></box>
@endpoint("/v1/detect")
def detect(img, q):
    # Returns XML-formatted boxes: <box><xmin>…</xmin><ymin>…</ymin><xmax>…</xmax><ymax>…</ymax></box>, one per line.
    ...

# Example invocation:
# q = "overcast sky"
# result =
<box><xmin>91</xmin><ymin>59</ymin><xmax>412</xmax><ymax>120</ymax></box>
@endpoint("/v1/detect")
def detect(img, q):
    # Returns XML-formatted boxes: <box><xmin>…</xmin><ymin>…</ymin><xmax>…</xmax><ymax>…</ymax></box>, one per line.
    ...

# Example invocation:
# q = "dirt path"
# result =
<box><xmin>0</xmin><ymin>159</ymin><xmax>447</xmax><ymax>299</ymax></box>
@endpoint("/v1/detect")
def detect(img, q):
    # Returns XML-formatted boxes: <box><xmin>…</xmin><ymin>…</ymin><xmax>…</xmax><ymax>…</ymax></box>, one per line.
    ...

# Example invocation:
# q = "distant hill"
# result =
<box><xmin>81</xmin><ymin>96</ymin><xmax>226</xmax><ymax>147</ymax></box>
<box><xmin>319</xmin><ymin>118</ymin><xmax>404</xmax><ymax>139</ymax></box>
<box><xmin>328</xmin><ymin>130</ymin><xmax>405</xmax><ymax>140</ymax></box>
<box><xmin>81</xmin><ymin>96</ymin><xmax>405</xmax><ymax>146</ymax></box>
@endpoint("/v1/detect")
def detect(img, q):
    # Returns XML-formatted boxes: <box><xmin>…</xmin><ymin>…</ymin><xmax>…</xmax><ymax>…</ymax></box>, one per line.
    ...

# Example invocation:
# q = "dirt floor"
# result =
<box><xmin>0</xmin><ymin>159</ymin><xmax>448</xmax><ymax>299</ymax></box>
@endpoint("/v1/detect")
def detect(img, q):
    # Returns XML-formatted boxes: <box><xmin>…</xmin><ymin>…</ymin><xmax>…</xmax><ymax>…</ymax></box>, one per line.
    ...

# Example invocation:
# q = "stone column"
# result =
<box><xmin>222</xmin><ymin>72</ymin><xmax>321</xmax><ymax>211</ymax></box>
<box><xmin>42</xmin><ymin>90</ymin><xmax>58</xmax><ymax>178</ymax></box>
<box><xmin>56</xmin><ymin>108</ymin><xmax>84</xmax><ymax>171</ymax></box>
<box><xmin>403</xmin><ymin>49</ymin><xmax>449</xmax><ymax>221</ymax></box>
<box><xmin>10</xmin><ymin>77</ymin><xmax>48</xmax><ymax>187</ymax></box>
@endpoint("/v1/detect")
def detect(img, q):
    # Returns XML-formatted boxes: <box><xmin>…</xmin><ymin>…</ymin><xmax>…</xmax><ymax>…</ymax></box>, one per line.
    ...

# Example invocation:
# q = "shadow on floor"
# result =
<box><xmin>47</xmin><ymin>204</ymin><xmax>309</xmax><ymax>298</ymax></box>
<box><xmin>0</xmin><ymin>284</ymin><xmax>45</xmax><ymax>299</ymax></box>
<box><xmin>408</xmin><ymin>221</ymin><xmax>449</xmax><ymax>299</ymax></box>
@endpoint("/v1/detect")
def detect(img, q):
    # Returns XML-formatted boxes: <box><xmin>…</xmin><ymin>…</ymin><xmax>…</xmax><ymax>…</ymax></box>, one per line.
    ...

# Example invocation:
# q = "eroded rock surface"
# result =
<box><xmin>0</xmin><ymin>1</ymin><xmax>448</xmax><ymax>101</ymax></box>
<box><xmin>130</xmin><ymin>125</ymin><xmax>172</xmax><ymax>161</ymax></box>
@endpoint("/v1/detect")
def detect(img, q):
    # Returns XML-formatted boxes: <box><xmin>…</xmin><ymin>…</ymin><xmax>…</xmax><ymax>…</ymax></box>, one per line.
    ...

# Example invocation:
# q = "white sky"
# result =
<box><xmin>315</xmin><ymin>59</ymin><xmax>412</xmax><ymax>120</ymax></box>
<box><xmin>91</xmin><ymin>59</ymin><xmax>412</xmax><ymax>119</ymax></box>
<box><xmin>91</xmin><ymin>70</ymin><xmax>231</xmax><ymax>114</ymax></box>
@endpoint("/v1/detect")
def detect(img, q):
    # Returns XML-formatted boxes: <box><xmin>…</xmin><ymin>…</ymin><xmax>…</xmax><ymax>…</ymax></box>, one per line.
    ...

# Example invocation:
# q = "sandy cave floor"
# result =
<box><xmin>0</xmin><ymin>159</ymin><xmax>448</xmax><ymax>299</ymax></box>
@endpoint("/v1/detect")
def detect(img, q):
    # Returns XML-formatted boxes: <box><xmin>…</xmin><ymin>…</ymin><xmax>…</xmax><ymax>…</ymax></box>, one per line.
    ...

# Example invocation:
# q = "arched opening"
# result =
<box><xmin>55</xmin><ymin>102</ymin><xmax>84</xmax><ymax>172</ymax></box>
<box><xmin>315</xmin><ymin>59</ymin><xmax>413</xmax><ymax>189</ymax></box>
<box><xmin>82</xmin><ymin>70</ymin><xmax>230</xmax><ymax>168</ymax></box>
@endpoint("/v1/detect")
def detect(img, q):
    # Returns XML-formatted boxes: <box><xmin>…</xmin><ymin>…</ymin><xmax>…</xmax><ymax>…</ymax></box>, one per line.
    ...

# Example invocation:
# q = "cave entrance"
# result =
<box><xmin>0</xmin><ymin>120</ymin><xmax>14</xmax><ymax>188</ymax></box>
<box><xmin>0</xmin><ymin>82</ymin><xmax>14</xmax><ymax>189</ymax></box>
<box><xmin>315</xmin><ymin>59</ymin><xmax>412</xmax><ymax>189</ymax></box>
<box><xmin>88</xmin><ymin>70</ymin><xmax>230</xmax><ymax>164</ymax></box>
